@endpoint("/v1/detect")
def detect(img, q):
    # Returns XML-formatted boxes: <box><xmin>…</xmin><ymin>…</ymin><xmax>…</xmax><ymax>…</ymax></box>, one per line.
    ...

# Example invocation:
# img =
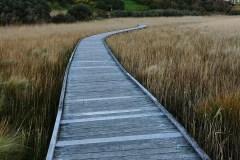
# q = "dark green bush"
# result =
<box><xmin>131</xmin><ymin>11</ymin><xmax>143</xmax><ymax>17</ymax></box>
<box><xmin>95</xmin><ymin>0</ymin><xmax>109</xmax><ymax>10</ymax></box>
<box><xmin>112</xmin><ymin>0</ymin><xmax>125</xmax><ymax>10</ymax></box>
<box><xmin>229</xmin><ymin>10</ymin><xmax>240</xmax><ymax>15</ymax></box>
<box><xmin>59</xmin><ymin>0</ymin><xmax>69</xmax><ymax>6</ymax></box>
<box><xmin>68</xmin><ymin>4</ymin><xmax>92</xmax><ymax>21</ymax></box>
<box><xmin>95</xmin><ymin>0</ymin><xmax>122</xmax><ymax>11</ymax></box>
<box><xmin>146</xmin><ymin>10</ymin><xmax>164</xmax><ymax>16</ymax></box>
<box><xmin>110</xmin><ymin>10</ymin><xmax>129</xmax><ymax>17</ymax></box>
<box><xmin>163</xmin><ymin>9</ymin><xmax>183</xmax><ymax>16</ymax></box>
<box><xmin>52</xmin><ymin>13</ymin><xmax>75</xmax><ymax>23</ymax></box>
<box><xmin>0</xmin><ymin>0</ymin><xmax>51</xmax><ymax>25</ymax></box>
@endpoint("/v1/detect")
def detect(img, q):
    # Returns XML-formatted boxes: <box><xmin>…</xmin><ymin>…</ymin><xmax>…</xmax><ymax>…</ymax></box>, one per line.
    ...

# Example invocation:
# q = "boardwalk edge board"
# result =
<box><xmin>103</xmin><ymin>25</ymin><xmax>210</xmax><ymax>160</ymax></box>
<box><xmin>46</xmin><ymin>33</ymin><xmax>83</xmax><ymax>160</ymax></box>
<box><xmin>46</xmin><ymin>24</ymin><xmax>210</xmax><ymax>160</ymax></box>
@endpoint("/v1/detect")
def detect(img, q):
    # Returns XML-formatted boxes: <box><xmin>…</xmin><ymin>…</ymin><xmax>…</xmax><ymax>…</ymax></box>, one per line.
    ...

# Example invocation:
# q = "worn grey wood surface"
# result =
<box><xmin>50</xmin><ymin>25</ymin><xmax>209</xmax><ymax>160</ymax></box>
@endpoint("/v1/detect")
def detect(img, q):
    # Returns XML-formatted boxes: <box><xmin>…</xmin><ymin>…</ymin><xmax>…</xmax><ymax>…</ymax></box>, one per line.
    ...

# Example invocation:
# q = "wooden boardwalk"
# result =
<box><xmin>47</xmin><ymin>25</ymin><xmax>210</xmax><ymax>160</ymax></box>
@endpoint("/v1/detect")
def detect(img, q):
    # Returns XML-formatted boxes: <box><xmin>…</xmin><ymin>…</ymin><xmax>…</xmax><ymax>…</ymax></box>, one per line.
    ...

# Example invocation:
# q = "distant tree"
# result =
<box><xmin>52</xmin><ymin>13</ymin><xmax>75</xmax><ymax>23</ymax></box>
<box><xmin>95</xmin><ymin>0</ymin><xmax>109</xmax><ymax>10</ymax></box>
<box><xmin>47</xmin><ymin>0</ymin><xmax>75</xmax><ymax>4</ymax></box>
<box><xmin>112</xmin><ymin>0</ymin><xmax>125</xmax><ymax>10</ymax></box>
<box><xmin>229</xmin><ymin>9</ymin><xmax>240</xmax><ymax>15</ymax></box>
<box><xmin>74</xmin><ymin>0</ymin><xmax>95</xmax><ymax>7</ymax></box>
<box><xmin>159</xmin><ymin>0</ymin><xmax>171</xmax><ymax>9</ymax></box>
<box><xmin>0</xmin><ymin>0</ymin><xmax>51</xmax><ymax>25</ymax></box>
<box><xmin>68</xmin><ymin>4</ymin><xmax>92</xmax><ymax>20</ymax></box>
<box><xmin>59</xmin><ymin>0</ymin><xmax>69</xmax><ymax>6</ymax></box>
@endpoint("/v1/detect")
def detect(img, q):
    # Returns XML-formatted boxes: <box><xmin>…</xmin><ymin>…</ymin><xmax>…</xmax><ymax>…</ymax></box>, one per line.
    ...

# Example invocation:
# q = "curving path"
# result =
<box><xmin>46</xmin><ymin>25</ymin><xmax>210</xmax><ymax>160</ymax></box>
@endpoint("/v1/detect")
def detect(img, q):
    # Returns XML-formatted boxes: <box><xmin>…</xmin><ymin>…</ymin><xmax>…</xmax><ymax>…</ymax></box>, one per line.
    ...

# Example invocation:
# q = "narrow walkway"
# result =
<box><xmin>47</xmin><ymin>25</ymin><xmax>210</xmax><ymax>160</ymax></box>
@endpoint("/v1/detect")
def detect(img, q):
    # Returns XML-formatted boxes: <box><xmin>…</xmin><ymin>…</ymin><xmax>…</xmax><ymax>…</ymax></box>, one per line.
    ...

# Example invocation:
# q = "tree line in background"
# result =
<box><xmin>0</xmin><ymin>0</ymin><xmax>237</xmax><ymax>27</ymax></box>
<box><xmin>48</xmin><ymin>0</ymin><xmax>124</xmax><ymax>10</ymax></box>
<box><xmin>0</xmin><ymin>0</ymin><xmax>52</xmax><ymax>25</ymax></box>
<box><xmin>48</xmin><ymin>0</ymin><xmax>233</xmax><ymax>13</ymax></box>
<box><xmin>0</xmin><ymin>0</ymin><xmax>125</xmax><ymax>25</ymax></box>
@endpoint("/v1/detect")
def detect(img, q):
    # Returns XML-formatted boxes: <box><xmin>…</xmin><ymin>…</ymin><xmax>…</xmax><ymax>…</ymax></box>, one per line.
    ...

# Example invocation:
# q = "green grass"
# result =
<box><xmin>233</xmin><ymin>6</ymin><xmax>240</xmax><ymax>10</ymax></box>
<box><xmin>125</xmin><ymin>0</ymin><xmax>149</xmax><ymax>11</ymax></box>
<box><xmin>232</xmin><ymin>2</ymin><xmax>240</xmax><ymax>10</ymax></box>
<box><xmin>47</xmin><ymin>2</ymin><xmax>72</xmax><ymax>10</ymax></box>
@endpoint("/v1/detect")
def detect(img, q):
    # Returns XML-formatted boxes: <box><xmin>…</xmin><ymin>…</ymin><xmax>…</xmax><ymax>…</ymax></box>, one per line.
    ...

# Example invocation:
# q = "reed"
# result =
<box><xmin>106</xmin><ymin>16</ymin><xmax>240</xmax><ymax>160</ymax></box>
<box><xmin>0</xmin><ymin>118</ymin><xmax>22</xmax><ymax>159</ymax></box>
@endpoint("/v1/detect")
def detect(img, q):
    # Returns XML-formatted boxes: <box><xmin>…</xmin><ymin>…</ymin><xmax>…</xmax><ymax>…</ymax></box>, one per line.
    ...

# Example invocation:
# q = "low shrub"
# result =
<box><xmin>68</xmin><ymin>4</ymin><xmax>92</xmax><ymax>21</ymax></box>
<box><xmin>52</xmin><ymin>13</ymin><xmax>75</xmax><ymax>23</ymax></box>
<box><xmin>0</xmin><ymin>0</ymin><xmax>51</xmax><ymax>25</ymax></box>
<box><xmin>229</xmin><ymin>9</ymin><xmax>240</xmax><ymax>15</ymax></box>
<box><xmin>110</xmin><ymin>10</ymin><xmax>129</xmax><ymax>17</ymax></box>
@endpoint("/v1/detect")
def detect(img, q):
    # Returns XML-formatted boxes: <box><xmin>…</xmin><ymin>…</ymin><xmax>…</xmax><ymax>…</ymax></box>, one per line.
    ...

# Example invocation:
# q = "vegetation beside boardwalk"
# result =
<box><xmin>0</xmin><ymin>19</ymin><xmax>139</xmax><ymax>159</ymax></box>
<box><xmin>106</xmin><ymin>17</ymin><xmax>240</xmax><ymax>160</ymax></box>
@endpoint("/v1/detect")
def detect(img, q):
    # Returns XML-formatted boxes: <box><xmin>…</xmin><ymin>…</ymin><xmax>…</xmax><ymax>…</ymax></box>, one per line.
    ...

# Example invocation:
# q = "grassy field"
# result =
<box><xmin>0</xmin><ymin>16</ymin><xmax>239</xmax><ymax>159</ymax></box>
<box><xmin>106</xmin><ymin>16</ymin><xmax>240</xmax><ymax>160</ymax></box>
<box><xmin>125</xmin><ymin>0</ymin><xmax>149</xmax><ymax>11</ymax></box>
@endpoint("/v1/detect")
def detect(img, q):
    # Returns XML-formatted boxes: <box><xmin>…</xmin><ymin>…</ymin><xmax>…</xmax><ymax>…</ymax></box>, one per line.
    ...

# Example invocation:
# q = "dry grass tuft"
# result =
<box><xmin>0</xmin><ymin>119</ymin><xmax>22</xmax><ymax>159</ymax></box>
<box><xmin>106</xmin><ymin>16</ymin><xmax>240</xmax><ymax>160</ymax></box>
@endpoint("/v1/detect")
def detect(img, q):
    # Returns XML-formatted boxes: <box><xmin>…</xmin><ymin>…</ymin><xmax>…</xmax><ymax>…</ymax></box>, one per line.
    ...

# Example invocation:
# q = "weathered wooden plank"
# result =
<box><xmin>66</xmin><ymin>80</ymin><xmax>139</xmax><ymax>91</ymax></box>
<box><xmin>64</xmin><ymin>107</ymin><xmax>159</xmax><ymax>116</ymax></box>
<box><xmin>59</xmin><ymin>129</ymin><xmax>180</xmax><ymax>141</ymax></box>
<box><xmin>60</xmin><ymin>116</ymin><xmax>173</xmax><ymax>131</ymax></box>
<box><xmin>56</xmin><ymin>132</ymin><xmax>182</xmax><ymax>146</ymax></box>
<box><xmin>71</xmin><ymin>61</ymin><xmax>115</xmax><ymax>64</ymax></box>
<box><xmin>54</xmin><ymin>137</ymin><xmax>201</xmax><ymax>159</ymax></box>
<box><xmin>54</xmin><ymin>147</ymin><xmax>199</xmax><ymax>159</ymax></box>
<box><xmin>64</xmin><ymin>96</ymin><xmax>146</xmax><ymax>103</ymax></box>
<box><xmin>62</xmin><ymin>107</ymin><xmax>161</xmax><ymax>119</ymax></box>
<box><xmin>67</xmin><ymin>73</ymin><xmax>128</xmax><ymax>83</ymax></box>
<box><xmin>64</xmin><ymin>96</ymin><xmax>155</xmax><ymax>108</ymax></box>
<box><xmin>61</xmin><ymin>112</ymin><xmax>164</xmax><ymax>124</ymax></box>
<box><xmin>59</xmin><ymin>125</ymin><xmax>178</xmax><ymax>137</ymax></box>
<box><xmin>55</xmin><ymin>137</ymin><xmax>190</xmax><ymax>154</ymax></box>
<box><xmin>69</xmin><ymin>64</ymin><xmax>120</xmax><ymax>70</ymax></box>
<box><xmin>64</xmin><ymin>92</ymin><xmax>144</xmax><ymax>102</ymax></box>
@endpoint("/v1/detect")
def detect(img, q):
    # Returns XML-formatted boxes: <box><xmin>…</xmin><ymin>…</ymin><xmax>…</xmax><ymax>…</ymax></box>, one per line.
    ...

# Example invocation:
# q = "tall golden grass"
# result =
<box><xmin>106</xmin><ymin>17</ymin><xmax>240</xmax><ymax>160</ymax></box>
